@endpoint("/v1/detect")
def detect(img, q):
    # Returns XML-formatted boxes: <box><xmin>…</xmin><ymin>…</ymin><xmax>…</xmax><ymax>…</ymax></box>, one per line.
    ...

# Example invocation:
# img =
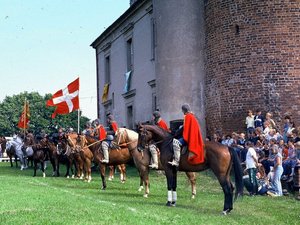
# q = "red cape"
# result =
<box><xmin>111</xmin><ymin>121</ymin><xmax>118</xmax><ymax>133</ymax></box>
<box><xmin>157</xmin><ymin>119</ymin><xmax>169</xmax><ymax>132</ymax></box>
<box><xmin>183</xmin><ymin>113</ymin><xmax>205</xmax><ymax>164</ymax></box>
<box><xmin>98</xmin><ymin>125</ymin><xmax>107</xmax><ymax>141</ymax></box>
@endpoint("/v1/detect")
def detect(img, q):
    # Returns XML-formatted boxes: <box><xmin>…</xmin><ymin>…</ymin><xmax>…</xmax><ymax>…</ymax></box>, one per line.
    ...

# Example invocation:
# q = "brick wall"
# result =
<box><xmin>205</xmin><ymin>0</ymin><xmax>300</xmax><ymax>137</ymax></box>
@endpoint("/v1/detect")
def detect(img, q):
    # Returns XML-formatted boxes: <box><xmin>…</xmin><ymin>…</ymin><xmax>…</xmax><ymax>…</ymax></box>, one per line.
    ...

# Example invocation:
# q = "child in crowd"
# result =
<box><xmin>245</xmin><ymin>110</ymin><xmax>255</xmax><ymax>137</ymax></box>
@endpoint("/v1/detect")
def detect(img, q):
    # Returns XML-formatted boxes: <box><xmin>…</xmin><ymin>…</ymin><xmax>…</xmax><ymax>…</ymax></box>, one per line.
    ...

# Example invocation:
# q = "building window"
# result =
<box><xmin>105</xmin><ymin>55</ymin><xmax>110</xmax><ymax>84</ymax></box>
<box><xmin>127</xmin><ymin>105</ymin><xmax>133</xmax><ymax>129</ymax></box>
<box><xmin>151</xmin><ymin>18</ymin><xmax>156</xmax><ymax>60</ymax></box>
<box><xmin>127</xmin><ymin>38</ymin><xmax>133</xmax><ymax>72</ymax></box>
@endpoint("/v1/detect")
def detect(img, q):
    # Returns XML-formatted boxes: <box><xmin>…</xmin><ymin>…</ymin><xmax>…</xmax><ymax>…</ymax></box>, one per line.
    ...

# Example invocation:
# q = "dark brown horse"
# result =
<box><xmin>84</xmin><ymin>134</ymin><xmax>131</xmax><ymax>190</ymax></box>
<box><xmin>1</xmin><ymin>137</ymin><xmax>18</xmax><ymax>167</ymax></box>
<box><xmin>137</xmin><ymin>124</ymin><xmax>243</xmax><ymax>214</ymax></box>
<box><xmin>114</xmin><ymin>128</ymin><xmax>197</xmax><ymax>198</ymax></box>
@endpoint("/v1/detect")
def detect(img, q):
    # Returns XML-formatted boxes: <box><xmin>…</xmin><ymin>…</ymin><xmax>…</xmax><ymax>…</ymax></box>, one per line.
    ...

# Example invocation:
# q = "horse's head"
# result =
<box><xmin>137</xmin><ymin>124</ymin><xmax>153</xmax><ymax>151</ymax></box>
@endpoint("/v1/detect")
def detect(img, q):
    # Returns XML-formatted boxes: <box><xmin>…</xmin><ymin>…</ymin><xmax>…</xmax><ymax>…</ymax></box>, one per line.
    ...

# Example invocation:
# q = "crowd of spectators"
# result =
<box><xmin>212</xmin><ymin>110</ymin><xmax>300</xmax><ymax>197</ymax></box>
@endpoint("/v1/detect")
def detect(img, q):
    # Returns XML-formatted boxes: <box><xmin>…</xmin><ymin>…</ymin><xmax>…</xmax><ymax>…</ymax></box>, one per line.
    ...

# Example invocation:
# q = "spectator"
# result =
<box><xmin>282</xmin><ymin>140</ymin><xmax>297</xmax><ymax>181</ymax></box>
<box><xmin>254</xmin><ymin>109</ymin><xmax>264</xmax><ymax>130</ymax></box>
<box><xmin>267</xmin><ymin>145</ymin><xmax>283</xmax><ymax>196</ymax></box>
<box><xmin>245</xmin><ymin>110</ymin><xmax>255</xmax><ymax>137</ymax></box>
<box><xmin>245</xmin><ymin>141</ymin><xmax>259</xmax><ymax>196</ymax></box>
<box><xmin>265</xmin><ymin>112</ymin><xmax>276</xmax><ymax>130</ymax></box>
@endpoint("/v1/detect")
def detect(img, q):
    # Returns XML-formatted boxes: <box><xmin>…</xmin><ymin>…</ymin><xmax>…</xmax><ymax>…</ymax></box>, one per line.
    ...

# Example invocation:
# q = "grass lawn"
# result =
<box><xmin>0</xmin><ymin>162</ymin><xmax>299</xmax><ymax>225</ymax></box>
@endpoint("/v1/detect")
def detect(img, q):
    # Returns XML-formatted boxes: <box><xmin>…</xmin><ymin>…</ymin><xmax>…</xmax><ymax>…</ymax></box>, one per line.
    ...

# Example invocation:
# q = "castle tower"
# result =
<box><xmin>205</xmin><ymin>0</ymin><xmax>300</xmax><ymax>135</ymax></box>
<box><xmin>153</xmin><ymin>0</ymin><xmax>206</xmax><ymax>132</ymax></box>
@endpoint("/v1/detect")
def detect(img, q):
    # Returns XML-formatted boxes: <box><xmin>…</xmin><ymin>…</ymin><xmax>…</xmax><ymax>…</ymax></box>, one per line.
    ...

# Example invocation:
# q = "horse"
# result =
<box><xmin>84</xmin><ymin>134</ymin><xmax>131</xmax><ymax>190</ymax></box>
<box><xmin>114</xmin><ymin>128</ymin><xmax>197</xmax><ymax>198</ymax></box>
<box><xmin>23</xmin><ymin>133</ymin><xmax>51</xmax><ymax>177</ymax></box>
<box><xmin>50</xmin><ymin>133</ymin><xmax>76</xmax><ymax>178</ymax></box>
<box><xmin>6</xmin><ymin>135</ymin><xmax>28</xmax><ymax>170</ymax></box>
<box><xmin>89</xmin><ymin>128</ymin><xmax>127</xmax><ymax>183</ymax></box>
<box><xmin>137</xmin><ymin>124</ymin><xmax>243</xmax><ymax>215</ymax></box>
<box><xmin>66</xmin><ymin>133</ymin><xmax>92</xmax><ymax>182</ymax></box>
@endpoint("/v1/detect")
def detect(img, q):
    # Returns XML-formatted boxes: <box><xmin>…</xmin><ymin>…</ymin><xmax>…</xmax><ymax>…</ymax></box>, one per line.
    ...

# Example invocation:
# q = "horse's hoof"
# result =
<box><xmin>43</xmin><ymin>173</ymin><xmax>46</xmax><ymax>178</ymax></box>
<box><xmin>138</xmin><ymin>186</ymin><xmax>144</xmax><ymax>192</ymax></box>
<box><xmin>88</xmin><ymin>180</ymin><xmax>91</xmax><ymax>183</ymax></box>
<box><xmin>66</xmin><ymin>176</ymin><xmax>70</xmax><ymax>179</ymax></box>
<box><xmin>108</xmin><ymin>177</ymin><xmax>113</xmax><ymax>181</ymax></box>
<box><xmin>101</xmin><ymin>187</ymin><xmax>106</xmax><ymax>190</ymax></box>
<box><xmin>121</xmin><ymin>180</ymin><xmax>125</xmax><ymax>184</ymax></box>
<box><xmin>71</xmin><ymin>175</ymin><xmax>75</xmax><ymax>179</ymax></box>
<box><xmin>222</xmin><ymin>209</ymin><xmax>232</xmax><ymax>216</ymax></box>
<box><xmin>191</xmin><ymin>194</ymin><xmax>196</xmax><ymax>199</ymax></box>
<box><xmin>143</xmin><ymin>194</ymin><xmax>148</xmax><ymax>198</ymax></box>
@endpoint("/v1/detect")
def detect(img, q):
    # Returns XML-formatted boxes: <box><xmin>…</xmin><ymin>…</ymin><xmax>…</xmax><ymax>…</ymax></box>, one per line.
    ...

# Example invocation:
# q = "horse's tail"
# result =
<box><xmin>228</xmin><ymin>147</ymin><xmax>244</xmax><ymax>200</ymax></box>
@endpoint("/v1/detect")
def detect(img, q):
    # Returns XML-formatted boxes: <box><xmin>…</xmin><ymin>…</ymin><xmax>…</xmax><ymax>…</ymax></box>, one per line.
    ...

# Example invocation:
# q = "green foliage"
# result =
<box><xmin>0</xmin><ymin>164</ymin><xmax>299</xmax><ymax>225</ymax></box>
<box><xmin>0</xmin><ymin>92</ymin><xmax>90</xmax><ymax>136</ymax></box>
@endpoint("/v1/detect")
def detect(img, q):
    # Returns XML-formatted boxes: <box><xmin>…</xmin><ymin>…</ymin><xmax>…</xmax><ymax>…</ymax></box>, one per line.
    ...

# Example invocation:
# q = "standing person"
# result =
<box><xmin>148</xmin><ymin>111</ymin><xmax>170</xmax><ymax>169</ymax></box>
<box><xmin>268</xmin><ymin>145</ymin><xmax>284</xmax><ymax>196</ymax></box>
<box><xmin>254</xmin><ymin>109</ymin><xmax>264</xmax><ymax>131</ymax></box>
<box><xmin>245</xmin><ymin>110</ymin><xmax>255</xmax><ymax>137</ymax></box>
<box><xmin>101</xmin><ymin>114</ymin><xmax>119</xmax><ymax>163</ymax></box>
<box><xmin>283</xmin><ymin>115</ymin><xmax>294</xmax><ymax>143</ymax></box>
<box><xmin>245</xmin><ymin>141</ymin><xmax>259</xmax><ymax>196</ymax></box>
<box><xmin>265</xmin><ymin>112</ymin><xmax>276</xmax><ymax>130</ymax></box>
<box><xmin>169</xmin><ymin>104</ymin><xmax>204</xmax><ymax>167</ymax></box>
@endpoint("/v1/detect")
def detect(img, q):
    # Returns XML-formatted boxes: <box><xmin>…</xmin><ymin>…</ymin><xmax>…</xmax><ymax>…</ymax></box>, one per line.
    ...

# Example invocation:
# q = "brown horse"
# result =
<box><xmin>84</xmin><ymin>135</ymin><xmax>131</xmax><ymax>189</ymax></box>
<box><xmin>114</xmin><ymin>128</ymin><xmax>197</xmax><ymax>198</ymax></box>
<box><xmin>66</xmin><ymin>133</ymin><xmax>93</xmax><ymax>182</ymax></box>
<box><xmin>137</xmin><ymin>124</ymin><xmax>243</xmax><ymax>215</ymax></box>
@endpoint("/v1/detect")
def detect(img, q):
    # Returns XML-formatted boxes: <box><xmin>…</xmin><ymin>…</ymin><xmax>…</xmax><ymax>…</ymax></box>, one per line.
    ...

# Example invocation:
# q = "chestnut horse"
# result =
<box><xmin>84</xmin><ymin>135</ymin><xmax>130</xmax><ymax>189</ymax></box>
<box><xmin>66</xmin><ymin>133</ymin><xmax>92</xmax><ymax>182</ymax></box>
<box><xmin>137</xmin><ymin>124</ymin><xmax>243</xmax><ymax>215</ymax></box>
<box><xmin>114</xmin><ymin>128</ymin><xmax>197</xmax><ymax>198</ymax></box>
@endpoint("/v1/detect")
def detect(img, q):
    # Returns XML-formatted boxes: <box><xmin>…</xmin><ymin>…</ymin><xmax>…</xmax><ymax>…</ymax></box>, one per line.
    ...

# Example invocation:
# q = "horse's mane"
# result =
<box><xmin>117</xmin><ymin>128</ymin><xmax>138</xmax><ymax>140</ymax></box>
<box><xmin>143</xmin><ymin>124</ymin><xmax>171</xmax><ymax>139</ymax></box>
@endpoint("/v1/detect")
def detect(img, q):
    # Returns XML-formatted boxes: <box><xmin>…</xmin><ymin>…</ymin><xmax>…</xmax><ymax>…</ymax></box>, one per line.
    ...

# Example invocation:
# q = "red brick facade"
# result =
<box><xmin>205</xmin><ymin>0</ymin><xmax>300</xmax><ymax>136</ymax></box>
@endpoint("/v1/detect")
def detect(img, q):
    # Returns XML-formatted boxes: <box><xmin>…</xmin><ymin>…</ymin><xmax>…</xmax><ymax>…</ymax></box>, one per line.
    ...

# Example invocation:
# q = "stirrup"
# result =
<box><xmin>149</xmin><ymin>164</ymin><xmax>158</xmax><ymax>169</ymax></box>
<box><xmin>168</xmin><ymin>160</ymin><xmax>179</xmax><ymax>167</ymax></box>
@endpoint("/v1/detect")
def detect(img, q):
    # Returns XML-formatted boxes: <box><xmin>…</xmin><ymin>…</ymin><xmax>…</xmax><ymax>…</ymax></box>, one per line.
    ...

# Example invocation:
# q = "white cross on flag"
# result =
<box><xmin>46</xmin><ymin>78</ymin><xmax>80</xmax><ymax>118</ymax></box>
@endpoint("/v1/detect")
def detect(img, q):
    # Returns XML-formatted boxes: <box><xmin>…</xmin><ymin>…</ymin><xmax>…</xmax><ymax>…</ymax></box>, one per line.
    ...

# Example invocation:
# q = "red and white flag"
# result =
<box><xmin>46</xmin><ymin>78</ymin><xmax>80</xmax><ymax>118</ymax></box>
<box><xmin>17</xmin><ymin>100</ymin><xmax>30</xmax><ymax>129</ymax></box>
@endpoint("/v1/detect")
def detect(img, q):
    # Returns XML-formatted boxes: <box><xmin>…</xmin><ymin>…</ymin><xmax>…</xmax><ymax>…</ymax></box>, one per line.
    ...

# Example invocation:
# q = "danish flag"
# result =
<box><xmin>46</xmin><ymin>78</ymin><xmax>80</xmax><ymax>118</ymax></box>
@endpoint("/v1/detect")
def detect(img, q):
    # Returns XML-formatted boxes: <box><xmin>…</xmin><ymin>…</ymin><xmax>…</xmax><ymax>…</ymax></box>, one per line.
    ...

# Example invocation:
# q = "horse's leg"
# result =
<box><xmin>120</xmin><ymin>164</ymin><xmax>126</xmax><ymax>183</ymax></box>
<box><xmin>100</xmin><ymin>164</ymin><xmax>107</xmax><ymax>190</ymax></box>
<box><xmin>165</xmin><ymin>167</ymin><xmax>177</xmax><ymax>206</ymax></box>
<box><xmin>108</xmin><ymin>166</ymin><xmax>114</xmax><ymax>181</ymax></box>
<box><xmin>87</xmin><ymin>159</ymin><xmax>92</xmax><ymax>183</ymax></box>
<box><xmin>9</xmin><ymin>156</ymin><xmax>13</xmax><ymax>167</ymax></box>
<box><xmin>33</xmin><ymin>160</ymin><xmax>37</xmax><ymax>177</ymax></box>
<box><xmin>138</xmin><ymin>170</ymin><xmax>144</xmax><ymax>192</ymax></box>
<box><xmin>41</xmin><ymin>161</ymin><xmax>46</xmax><ymax>178</ymax></box>
<box><xmin>139</xmin><ymin>167</ymin><xmax>150</xmax><ymax>197</ymax></box>
<box><xmin>185</xmin><ymin>172</ymin><xmax>197</xmax><ymax>199</ymax></box>
<box><xmin>15</xmin><ymin>155</ymin><xmax>18</xmax><ymax>168</ymax></box>
<box><xmin>218</xmin><ymin>175</ymin><xmax>233</xmax><ymax>215</ymax></box>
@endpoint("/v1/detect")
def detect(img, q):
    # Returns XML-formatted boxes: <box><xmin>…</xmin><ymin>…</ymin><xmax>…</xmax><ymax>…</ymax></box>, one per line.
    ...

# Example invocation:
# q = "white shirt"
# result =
<box><xmin>246</xmin><ymin>147</ymin><xmax>257</xmax><ymax>169</ymax></box>
<box><xmin>246</xmin><ymin>116</ymin><xmax>254</xmax><ymax>128</ymax></box>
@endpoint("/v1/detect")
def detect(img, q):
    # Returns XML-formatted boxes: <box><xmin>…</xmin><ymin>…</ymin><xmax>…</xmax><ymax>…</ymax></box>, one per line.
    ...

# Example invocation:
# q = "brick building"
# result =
<box><xmin>91</xmin><ymin>0</ymin><xmax>300</xmax><ymax>136</ymax></box>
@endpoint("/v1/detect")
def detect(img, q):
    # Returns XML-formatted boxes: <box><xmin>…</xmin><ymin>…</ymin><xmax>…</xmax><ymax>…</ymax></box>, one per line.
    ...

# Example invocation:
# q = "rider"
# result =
<box><xmin>149</xmin><ymin>111</ymin><xmax>170</xmax><ymax>169</ymax></box>
<box><xmin>82</xmin><ymin>121</ymin><xmax>93</xmax><ymax>135</ymax></box>
<box><xmin>168</xmin><ymin>104</ymin><xmax>205</xmax><ymax>167</ymax></box>
<box><xmin>100</xmin><ymin>113</ymin><xmax>119</xmax><ymax>163</ymax></box>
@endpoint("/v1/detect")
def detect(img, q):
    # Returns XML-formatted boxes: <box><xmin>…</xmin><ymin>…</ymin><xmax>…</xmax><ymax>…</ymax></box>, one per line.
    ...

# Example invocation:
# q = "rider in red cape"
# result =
<box><xmin>182</xmin><ymin>110</ymin><xmax>205</xmax><ymax>164</ymax></box>
<box><xmin>168</xmin><ymin>103</ymin><xmax>205</xmax><ymax>166</ymax></box>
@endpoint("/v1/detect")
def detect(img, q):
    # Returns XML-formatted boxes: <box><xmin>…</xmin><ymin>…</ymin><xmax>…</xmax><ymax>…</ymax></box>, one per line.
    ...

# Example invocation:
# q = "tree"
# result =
<box><xmin>0</xmin><ymin>92</ymin><xmax>90</xmax><ymax>136</ymax></box>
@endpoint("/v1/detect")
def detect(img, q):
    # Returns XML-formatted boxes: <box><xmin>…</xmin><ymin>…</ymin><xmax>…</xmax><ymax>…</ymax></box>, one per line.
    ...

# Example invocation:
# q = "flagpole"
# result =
<box><xmin>24</xmin><ymin>97</ymin><xmax>27</xmax><ymax>137</ymax></box>
<box><xmin>77</xmin><ymin>109</ymin><xmax>80</xmax><ymax>134</ymax></box>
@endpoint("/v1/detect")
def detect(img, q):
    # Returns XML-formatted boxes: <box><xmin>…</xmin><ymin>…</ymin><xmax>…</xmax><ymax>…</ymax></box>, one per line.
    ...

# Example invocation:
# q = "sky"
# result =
<box><xmin>0</xmin><ymin>0</ymin><xmax>130</xmax><ymax>120</ymax></box>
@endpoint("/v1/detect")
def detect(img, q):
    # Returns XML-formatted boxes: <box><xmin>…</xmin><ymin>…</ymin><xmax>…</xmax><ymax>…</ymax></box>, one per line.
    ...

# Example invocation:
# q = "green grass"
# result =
<box><xmin>0</xmin><ymin>162</ymin><xmax>299</xmax><ymax>225</ymax></box>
